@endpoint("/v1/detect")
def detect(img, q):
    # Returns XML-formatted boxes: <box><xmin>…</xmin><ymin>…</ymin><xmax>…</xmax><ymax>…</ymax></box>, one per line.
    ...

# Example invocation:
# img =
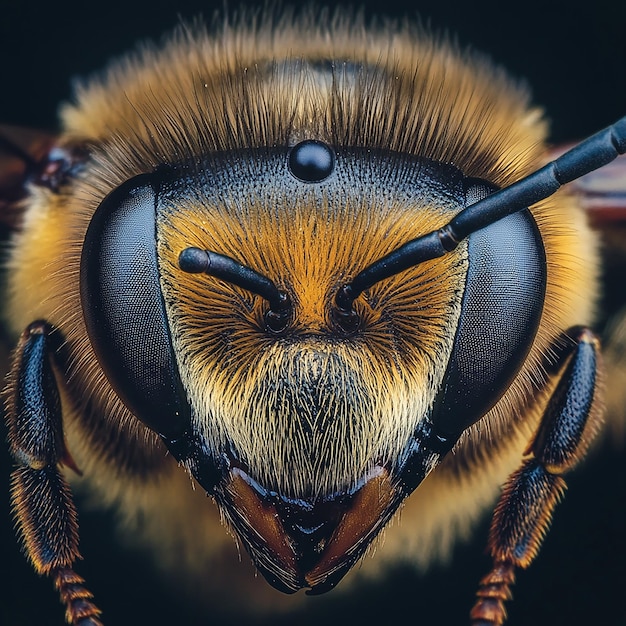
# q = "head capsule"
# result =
<box><xmin>77</xmin><ymin>137</ymin><xmax>552</xmax><ymax>593</ymax></box>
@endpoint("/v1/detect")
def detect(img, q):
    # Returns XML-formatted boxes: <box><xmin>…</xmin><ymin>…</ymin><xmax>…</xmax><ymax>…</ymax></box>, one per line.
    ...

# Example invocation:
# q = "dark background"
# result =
<box><xmin>1</xmin><ymin>1</ymin><xmax>625</xmax><ymax>625</ymax></box>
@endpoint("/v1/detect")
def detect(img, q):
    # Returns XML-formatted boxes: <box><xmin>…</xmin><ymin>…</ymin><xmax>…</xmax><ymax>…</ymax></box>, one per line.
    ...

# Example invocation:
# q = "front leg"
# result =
<box><xmin>6</xmin><ymin>321</ymin><xmax>102</xmax><ymax>625</ymax></box>
<box><xmin>470</xmin><ymin>326</ymin><xmax>603</xmax><ymax>626</ymax></box>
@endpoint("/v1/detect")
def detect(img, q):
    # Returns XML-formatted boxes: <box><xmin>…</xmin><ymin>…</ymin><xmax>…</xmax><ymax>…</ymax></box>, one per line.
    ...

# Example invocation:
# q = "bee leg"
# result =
<box><xmin>6</xmin><ymin>321</ymin><xmax>103</xmax><ymax>625</ymax></box>
<box><xmin>470</xmin><ymin>326</ymin><xmax>603</xmax><ymax>626</ymax></box>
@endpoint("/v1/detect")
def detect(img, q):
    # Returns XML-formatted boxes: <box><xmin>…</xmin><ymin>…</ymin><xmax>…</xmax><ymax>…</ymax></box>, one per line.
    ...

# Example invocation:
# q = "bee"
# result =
<box><xmin>1</xmin><ymin>8</ymin><xmax>625</xmax><ymax>626</ymax></box>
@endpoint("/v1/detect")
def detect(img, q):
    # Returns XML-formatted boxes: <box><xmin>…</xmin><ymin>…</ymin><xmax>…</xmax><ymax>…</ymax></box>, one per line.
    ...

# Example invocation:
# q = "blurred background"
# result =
<box><xmin>0</xmin><ymin>1</ymin><xmax>624</xmax><ymax>625</ymax></box>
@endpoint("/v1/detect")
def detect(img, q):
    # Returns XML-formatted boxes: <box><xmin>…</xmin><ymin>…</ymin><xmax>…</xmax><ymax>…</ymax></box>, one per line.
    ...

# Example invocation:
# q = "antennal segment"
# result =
<box><xmin>335</xmin><ymin>115</ymin><xmax>626</xmax><ymax>317</ymax></box>
<box><xmin>178</xmin><ymin>247</ymin><xmax>292</xmax><ymax>332</ymax></box>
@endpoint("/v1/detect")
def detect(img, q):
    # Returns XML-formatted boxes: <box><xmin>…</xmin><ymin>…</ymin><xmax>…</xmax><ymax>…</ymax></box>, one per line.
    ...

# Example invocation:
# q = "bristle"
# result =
<box><xmin>61</xmin><ymin>11</ymin><xmax>546</xmax><ymax>195</ymax></box>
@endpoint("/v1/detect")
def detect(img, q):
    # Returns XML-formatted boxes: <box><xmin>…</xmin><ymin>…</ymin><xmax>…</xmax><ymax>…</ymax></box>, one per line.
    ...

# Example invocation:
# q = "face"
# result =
<box><xmin>1</xmin><ymin>3</ymin><xmax>624</xmax><ymax>626</ymax></box>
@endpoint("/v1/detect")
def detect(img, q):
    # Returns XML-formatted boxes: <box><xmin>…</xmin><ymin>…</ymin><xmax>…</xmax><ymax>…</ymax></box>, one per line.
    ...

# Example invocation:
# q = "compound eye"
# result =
<box><xmin>80</xmin><ymin>175</ymin><xmax>190</xmax><ymax>440</ymax></box>
<box><xmin>431</xmin><ymin>179</ymin><xmax>547</xmax><ymax>440</ymax></box>
<box><xmin>288</xmin><ymin>140</ymin><xmax>335</xmax><ymax>182</ymax></box>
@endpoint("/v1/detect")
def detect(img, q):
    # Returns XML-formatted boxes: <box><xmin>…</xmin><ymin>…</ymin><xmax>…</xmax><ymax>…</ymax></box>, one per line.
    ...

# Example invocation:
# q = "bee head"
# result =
<box><xmin>80</xmin><ymin>139</ymin><xmax>545</xmax><ymax>592</ymax></box>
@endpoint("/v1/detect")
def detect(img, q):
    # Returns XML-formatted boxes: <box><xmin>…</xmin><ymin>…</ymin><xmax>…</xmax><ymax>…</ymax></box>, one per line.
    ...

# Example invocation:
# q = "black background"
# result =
<box><xmin>1</xmin><ymin>1</ymin><xmax>625</xmax><ymax>625</ymax></box>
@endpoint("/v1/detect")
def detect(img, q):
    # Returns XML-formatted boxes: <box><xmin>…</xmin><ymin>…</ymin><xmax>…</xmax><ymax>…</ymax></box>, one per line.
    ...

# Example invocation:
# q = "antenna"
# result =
<box><xmin>334</xmin><ymin>115</ymin><xmax>626</xmax><ymax>328</ymax></box>
<box><xmin>179</xmin><ymin>247</ymin><xmax>292</xmax><ymax>332</ymax></box>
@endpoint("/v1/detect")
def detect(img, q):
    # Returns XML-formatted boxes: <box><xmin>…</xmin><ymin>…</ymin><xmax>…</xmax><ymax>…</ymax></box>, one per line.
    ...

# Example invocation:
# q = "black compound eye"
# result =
<box><xmin>288</xmin><ymin>140</ymin><xmax>335</xmax><ymax>182</ymax></box>
<box><xmin>80</xmin><ymin>174</ymin><xmax>191</xmax><ymax>442</ymax></box>
<box><xmin>430</xmin><ymin>179</ymin><xmax>547</xmax><ymax>440</ymax></box>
